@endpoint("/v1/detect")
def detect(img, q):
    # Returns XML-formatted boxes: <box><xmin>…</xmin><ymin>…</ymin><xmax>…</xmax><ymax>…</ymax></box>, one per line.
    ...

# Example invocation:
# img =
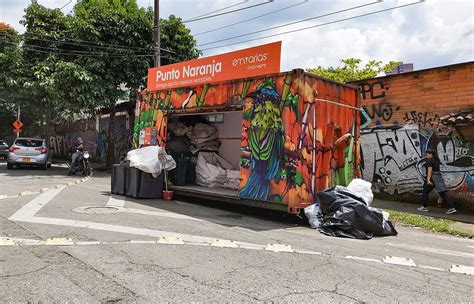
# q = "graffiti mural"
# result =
<box><xmin>133</xmin><ymin>71</ymin><xmax>360</xmax><ymax>211</ymax></box>
<box><xmin>403</xmin><ymin>111</ymin><xmax>440</xmax><ymax>127</ymax></box>
<box><xmin>362</xmin><ymin>101</ymin><xmax>400</xmax><ymax>125</ymax></box>
<box><xmin>360</xmin><ymin>125</ymin><xmax>474</xmax><ymax>198</ymax></box>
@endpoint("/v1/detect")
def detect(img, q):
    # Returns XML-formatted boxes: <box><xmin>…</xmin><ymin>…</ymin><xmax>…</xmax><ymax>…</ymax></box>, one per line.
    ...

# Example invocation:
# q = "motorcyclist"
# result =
<box><xmin>69</xmin><ymin>137</ymin><xmax>84</xmax><ymax>175</ymax></box>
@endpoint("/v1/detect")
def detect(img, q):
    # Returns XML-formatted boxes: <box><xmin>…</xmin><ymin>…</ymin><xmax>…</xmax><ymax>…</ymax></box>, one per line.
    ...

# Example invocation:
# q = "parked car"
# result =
<box><xmin>0</xmin><ymin>140</ymin><xmax>8</xmax><ymax>159</ymax></box>
<box><xmin>7</xmin><ymin>138</ymin><xmax>53</xmax><ymax>170</ymax></box>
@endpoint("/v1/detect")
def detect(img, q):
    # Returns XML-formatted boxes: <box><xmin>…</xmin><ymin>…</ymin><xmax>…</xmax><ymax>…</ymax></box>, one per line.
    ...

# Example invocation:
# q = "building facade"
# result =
<box><xmin>352</xmin><ymin>61</ymin><xmax>474</xmax><ymax>208</ymax></box>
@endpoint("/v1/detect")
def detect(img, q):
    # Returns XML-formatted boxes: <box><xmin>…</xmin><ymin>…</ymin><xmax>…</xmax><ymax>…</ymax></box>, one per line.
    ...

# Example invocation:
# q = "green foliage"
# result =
<box><xmin>160</xmin><ymin>14</ymin><xmax>201</xmax><ymax>64</ymax></box>
<box><xmin>72</xmin><ymin>0</ymin><xmax>154</xmax><ymax>107</ymax></box>
<box><xmin>388</xmin><ymin>210</ymin><xmax>473</xmax><ymax>238</ymax></box>
<box><xmin>0</xmin><ymin>1</ymin><xmax>200</xmax><ymax>141</ymax></box>
<box><xmin>306</xmin><ymin>58</ymin><xmax>401</xmax><ymax>83</ymax></box>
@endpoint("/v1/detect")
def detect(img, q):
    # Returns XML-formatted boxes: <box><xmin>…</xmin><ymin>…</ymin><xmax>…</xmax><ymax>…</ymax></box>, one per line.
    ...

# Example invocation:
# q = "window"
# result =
<box><xmin>14</xmin><ymin>139</ymin><xmax>44</xmax><ymax>147</ymax></box>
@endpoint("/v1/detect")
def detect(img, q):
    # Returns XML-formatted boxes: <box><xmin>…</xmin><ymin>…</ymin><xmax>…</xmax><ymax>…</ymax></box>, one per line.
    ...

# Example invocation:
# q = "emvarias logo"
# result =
<box><xmin>232</xmin><ymin>52</ymin><xmax>268</xmax><ymax>67</ymax></box>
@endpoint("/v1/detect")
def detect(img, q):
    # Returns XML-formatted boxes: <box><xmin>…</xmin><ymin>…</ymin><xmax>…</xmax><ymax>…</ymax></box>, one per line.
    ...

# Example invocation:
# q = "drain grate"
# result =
<box><xmin>72</xmin><ymin>206</ymin><xmax>119</xmax><ymax>215</ymax></box>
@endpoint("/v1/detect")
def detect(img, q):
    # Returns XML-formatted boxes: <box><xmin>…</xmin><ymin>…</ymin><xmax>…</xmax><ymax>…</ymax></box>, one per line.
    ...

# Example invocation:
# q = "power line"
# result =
<box><xmin>198</xmin><ymin>0</ymin><xmax>381</xmax><ymax>47</ymax></box>
<box><xmin>185</xmin><ymin>1</ymin><xmax>249</xmax><ymax>22</ymax></box>
<box><xmin>2</xmin><ymin>39</ymin><xmax>183</xmax><ymax>61</ymax></box>
<box><xmin>19</xmin><ymin>45</ymin><xmax>180</xmax><ymax>62</ymax></box>
<box><xmin>0</xmin><ymin>30</ymin><xmax>176</xmax><ymax>54</ymax></box>
<box><xmin>201</xmin><ymin>0</ymin><xmax>424</xmax><ymax>51</ymax></box>
<box><xmin>183</xmin><ymin>0</ymin><xmax>275</xmax><ymax>23</ymax></box>
<box><xmin>194</xmin><ymin>0</ymin><xmax>309</xmax><ymax>37</ymax></box>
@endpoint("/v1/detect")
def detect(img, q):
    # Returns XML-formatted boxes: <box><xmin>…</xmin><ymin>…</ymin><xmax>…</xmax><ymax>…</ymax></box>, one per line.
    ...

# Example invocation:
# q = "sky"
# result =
<box><xmin>1</xmin><ymin>0</ymin><xmax>473</xmax><ymax>71</ymax></box>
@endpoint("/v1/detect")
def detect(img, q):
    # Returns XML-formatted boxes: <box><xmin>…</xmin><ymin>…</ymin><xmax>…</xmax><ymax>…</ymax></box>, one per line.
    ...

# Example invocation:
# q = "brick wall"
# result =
<box><xmin>351</xmin><ymin>62</ymin><xmax>474</xmax><ymax>209</ymax></box>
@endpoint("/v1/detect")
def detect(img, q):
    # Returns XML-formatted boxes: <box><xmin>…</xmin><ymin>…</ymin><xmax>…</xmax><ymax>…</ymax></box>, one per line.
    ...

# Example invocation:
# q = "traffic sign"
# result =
<box><xmin>13</xmin><ymin>128</ymin><xmax>22</xmax><ymax>133</ymax></box>
<box><xmin>12</xmin><ymin>120</ymin><xmax>24</xmax><ymax>130</ymax></box>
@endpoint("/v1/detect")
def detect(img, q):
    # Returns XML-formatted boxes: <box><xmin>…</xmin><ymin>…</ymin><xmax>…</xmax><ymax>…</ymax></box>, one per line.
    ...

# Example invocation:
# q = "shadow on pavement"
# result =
<box><xmin>99</xmin><ymin>189</ymin><xmax>307</xmax><ymax>232</ymax></box>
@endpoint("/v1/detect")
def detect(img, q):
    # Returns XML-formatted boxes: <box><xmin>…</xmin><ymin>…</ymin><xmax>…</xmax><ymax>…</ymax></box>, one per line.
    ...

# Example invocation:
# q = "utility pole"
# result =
<box><xmin>154</xmin><ymin>0</ymin><xmax>161</xmax><ymax>67</ymax></box>
<box><xmin>16</xmin><ymin>106</ymin><xmax>20</xmax><ymax>138</ymax></box>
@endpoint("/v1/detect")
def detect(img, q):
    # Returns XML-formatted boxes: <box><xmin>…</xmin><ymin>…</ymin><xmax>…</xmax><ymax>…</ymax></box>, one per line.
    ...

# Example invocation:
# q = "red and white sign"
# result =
<box><xmin>147</xmin><ymin>41</ymin><xmax>281</xmax><ymax>91</ymax></box>
<box><xmin>12</xmin><ymin>119</ymin><xmax>23</xmax><ymax>130</ymax></box>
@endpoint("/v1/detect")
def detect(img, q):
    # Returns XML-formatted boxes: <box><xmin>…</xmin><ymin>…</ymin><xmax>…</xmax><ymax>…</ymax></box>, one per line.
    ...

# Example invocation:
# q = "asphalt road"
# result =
<box><xmin>1</xmin><ymin>161</ymin><xmax>473</xmax><ymax>303</ymax></box>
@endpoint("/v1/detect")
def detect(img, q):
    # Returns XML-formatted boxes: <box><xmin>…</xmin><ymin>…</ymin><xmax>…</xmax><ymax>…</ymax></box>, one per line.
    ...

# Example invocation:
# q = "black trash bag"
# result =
<box><xmin>317</xmin><ymin>186</ymin><xmax>397</xmax><ymax>239</ymax></box>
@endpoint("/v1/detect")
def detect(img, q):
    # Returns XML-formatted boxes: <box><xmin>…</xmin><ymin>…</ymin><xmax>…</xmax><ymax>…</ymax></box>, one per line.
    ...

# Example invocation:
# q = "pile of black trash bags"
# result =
<box><xmin>305</xmin><ymin>180</ymin><xmax>397</xmax><ymax>239</ymax></box>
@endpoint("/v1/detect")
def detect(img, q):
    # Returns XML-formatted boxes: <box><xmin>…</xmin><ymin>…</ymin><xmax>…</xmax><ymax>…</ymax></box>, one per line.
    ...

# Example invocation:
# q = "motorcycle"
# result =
<box><xmin>68</xmin><ymin>148</ymin><xmax>92</xmax><ymax>176</ymax></box>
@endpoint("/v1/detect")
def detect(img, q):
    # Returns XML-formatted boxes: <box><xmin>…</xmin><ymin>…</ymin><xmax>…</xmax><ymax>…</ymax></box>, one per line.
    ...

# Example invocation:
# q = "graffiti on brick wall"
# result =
<box><xmin>359</xmin><ymin>81</ymin><xmax>386</xmax><ymax>100</ymax></box>
<box><xmin>49</xmin><ymin>131</ymin><xmax>97</xmax><ymax>158</ymax></box>
<box><xmin>360</xmin><ymin>125</ymin><xmax>474</xmax><ymax>197</ymax></box>
<box><xmin>403</xmin><ymin>111</ymin><xmax>440</xmax><ymax>127</ymax></box>
<box><xmin>362</xmin><ymin>101</ymin><xmax>400</xmax><ymax>125</ymax></box>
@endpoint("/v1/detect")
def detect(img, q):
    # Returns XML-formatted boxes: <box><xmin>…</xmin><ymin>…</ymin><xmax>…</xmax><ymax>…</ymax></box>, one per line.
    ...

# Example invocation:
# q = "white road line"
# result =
<box><xmin>7</xmin><ymin>188</ymin><xmax>472</xmax><ymax>277</ymax></box>
<box><xmin>386</xmin><ymin>242</ymin><xmax>474</xmax><ymax>259</ymax></box>
<box><xmin>17</xmin><ymin>215</ymin><xmax>227</xmax><ymax>245</ymax></box>
<box><xmin>449</xmin><ymin>265</ymin><xmax>474</xmax><ymax>275</ymax></box>
<box><xmin>383</xmin><ymin>256</ymin><xmax>417</xmax><ymax>267</ymax></box>
<box><xmin>106</xmin><ymin>196</ymin><xmax>125</xmax><ymax>207</ymax></box>
<box><xmin>418</xmin><ymin>265</ymin><xmax>445</xmax><ymax>272</ymax></box>
<box><xmin>123</xmin><ymin>207</ymin><xmax>204</xmax><ymax>222</ymax></box>
<box><xmin>9</xmin><ymin>186</ymin><xmax>65</xmax><ymax>220</ymax></box>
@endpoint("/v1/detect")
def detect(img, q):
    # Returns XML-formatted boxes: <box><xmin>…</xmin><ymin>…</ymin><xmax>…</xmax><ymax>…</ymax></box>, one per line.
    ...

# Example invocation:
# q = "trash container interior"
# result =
<box><xmin>166</xmin><ymin>111</ymin><xmax>242</xmax><ymax>196</ymax></box>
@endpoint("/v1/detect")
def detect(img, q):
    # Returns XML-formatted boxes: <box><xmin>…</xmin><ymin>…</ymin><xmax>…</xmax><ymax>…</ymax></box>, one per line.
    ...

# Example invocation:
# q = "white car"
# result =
<box><xmin>7</xmin><ymin>138</ymin><xmax>53</xmax><ymax>170</ymax></box>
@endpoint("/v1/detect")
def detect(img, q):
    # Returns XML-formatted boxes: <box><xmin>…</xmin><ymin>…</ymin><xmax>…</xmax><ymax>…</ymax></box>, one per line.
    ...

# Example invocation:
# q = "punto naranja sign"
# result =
<box><xmin>147</xmin><ymin>41</ymin><xmax>281</xmax><ymax>91</ymax></box>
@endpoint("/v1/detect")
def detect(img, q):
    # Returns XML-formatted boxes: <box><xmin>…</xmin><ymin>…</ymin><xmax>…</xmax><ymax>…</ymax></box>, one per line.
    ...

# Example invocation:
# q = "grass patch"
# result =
<box><xmin>387</xmin><ymin>210</ymin><xmax>473</xmax><ymax>238</ymax></box>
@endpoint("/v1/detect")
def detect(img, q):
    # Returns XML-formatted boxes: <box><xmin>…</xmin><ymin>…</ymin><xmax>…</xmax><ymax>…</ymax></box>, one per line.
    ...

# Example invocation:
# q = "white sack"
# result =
<box><xmin>187</xmin><ymin>123</ymin><xmax>218</xmax><ymax>144</ymax></box>
<box><xmin>304</xmin><ymin>203</ymin><xmax>324</xmax><ymax>229</ymax></box>
<box><xmin>195</xmin><ymin>152</ymin><xmax>239</xmax><ymax>190</ymax></box>
<box><xmin>126</xmin><ymin>146</ymin><xmax>176</xmax><ymax>177</ymax></box>
<box><xmin>347</xmin><ymin>178</ymin><xmax>374</xmax><ymax>206</ymax></box>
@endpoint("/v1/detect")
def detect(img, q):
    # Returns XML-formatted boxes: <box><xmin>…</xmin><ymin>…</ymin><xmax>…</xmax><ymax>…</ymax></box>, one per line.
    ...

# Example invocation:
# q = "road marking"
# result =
<box><xmin>418</xmin><ymin>265</ymin><xmax>445</xmax><ymax>272</ymax></box>
<box><xmin>157</xmin><ymin>236</ymin><xmax>184</xmax><ymax>245</ymax></box>
<box><xmin>211</xmin><ymin>239</ymin><xmax>239</xmax><ymax>248</ymax></box>
<box><xmin>0</xmin><ymin>235</ymin><xmax>471</xmax><ymax>276</ymax></box>
<box><xmin>264</xmin><ymin>243</ymin><xmax>294</xmax><ymax>253</ymax></box>
<box><xmin>9</xmin><ymin>186</ymin><xmax>65</xmax><ymax>220</ymax></box>
<box><xmin>44</xmin><ymin>237</ymin><xmax>74</xmax><ymax>246</ymax></box>
<box><xmin>123</xmin><ymin>207</ymin><xmax>204</xmax><ymax>222</ymax></box>
<box><xmin>343</xmin><ymin>255</ymin><xmax>383</xmax><ymax>264</ymax></box>
<box><xmin>6</xmin><ymin>188</ymin><xmax>471</xmax><ymax>276</ymax></box>
<box><xmin>106</xmin><ymin>196</ymin><xmax>125</xmax><ymax>207</ymax></box>
<box><xmin>383</xmin><ymin>256</ymin><xmax>416</xmax><ymax>267</ymax></box>
<box><xmin>386</xmin><ymin>242</ymin><xmax>474</xmax><ymax>259</ymax></box>
<box><xmin>449</xmin><ymin>265</ymin><xmax>474</xmax><ymax>275</ymax></box>
<box><xmin>0</xmin><ymin>176</ymin><xmax>91</xmax><ymax>199</ymax></box>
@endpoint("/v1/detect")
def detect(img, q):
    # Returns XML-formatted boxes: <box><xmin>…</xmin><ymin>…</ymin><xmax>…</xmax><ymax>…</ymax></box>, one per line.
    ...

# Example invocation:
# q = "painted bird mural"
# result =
<box><xmin>240</xmin><ymin>79</ymin><xmax>285</xmax><ymax>201</ymax></box>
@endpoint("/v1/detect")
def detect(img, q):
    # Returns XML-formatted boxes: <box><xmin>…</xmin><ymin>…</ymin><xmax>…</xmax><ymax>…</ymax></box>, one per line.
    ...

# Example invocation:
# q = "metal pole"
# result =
<box><xmin>154</xmin><ymin>0</ymin><xmax>161</xmax><ymax>67</ymax></box>
<box><xmin>17</xmin><ymin>106</ymin><xmax>20</xmax><ymax>138</ymax></box>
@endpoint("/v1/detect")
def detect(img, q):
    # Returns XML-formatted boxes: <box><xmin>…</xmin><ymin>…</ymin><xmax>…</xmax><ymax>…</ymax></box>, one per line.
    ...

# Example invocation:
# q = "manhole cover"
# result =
<box><xmin>72</xmin><ymin>206</ymin><xmax>120</xmax><ymax>215</ymax></box>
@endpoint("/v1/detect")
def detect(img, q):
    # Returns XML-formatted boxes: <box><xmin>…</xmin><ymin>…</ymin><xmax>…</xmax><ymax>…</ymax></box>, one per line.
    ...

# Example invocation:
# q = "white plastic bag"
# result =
<box><xmin>304</xmin><ymin>203</ymin><xmax>324</xmax><ymax>229</ymax></box>
<box><xmin>126</xmin><ymin>146</ymin><xmax>176</xmax><ymax>177</ymax></box>
<box><xmin>347</xmin><ymin>178</ymin><xmax>374</xmax><ymax>206</ymax></box>
<box><xmin>195</xmin><ymin>152</ymin><xmax>239</xmax><ymax>189</ymax></box>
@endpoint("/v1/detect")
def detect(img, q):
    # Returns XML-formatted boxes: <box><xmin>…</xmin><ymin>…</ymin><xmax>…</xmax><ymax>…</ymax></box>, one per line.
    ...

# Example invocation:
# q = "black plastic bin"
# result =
<box><xmin>111</xmin><ymin>163</ymin><xmax>127</xmax><ymax>195</ymax></box>
<box><xmin>125</xmin><ymin>167</ymin><xmax>164</xmax><ymax>199</ymax></box>
<box><xmin>174</xmin><ymin>157</ymin><xmax>189</xmax><ymax>186</ymax></box>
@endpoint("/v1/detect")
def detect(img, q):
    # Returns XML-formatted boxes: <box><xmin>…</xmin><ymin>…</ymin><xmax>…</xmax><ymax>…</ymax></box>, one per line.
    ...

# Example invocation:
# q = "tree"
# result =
<box><xmin>160</xmin><ymin>15</ymin><xmax>201</xmax><ymax>65</ymax></box>
<box><xmin>71</xmin><ymin>1</ymin><xmax>200</xmax><ymax>168</ymax></box>
<box><xmin>1</xmin><ymin>1</ymin><xmax>200</xmax><ymax>163</ymax></box>
<box><xmin>0</xmin><ymin>23</ymin><xmax>23</xmax><ymax>140</ymax></box>
<box><xmin>306</xmin><ymin>58</ymin><xmax>400</xmax><ymax>83</ymax></box>
<box><xmin>71</xmin><ymin>0</ymin><xmax>156</xmax><ymax>169</ymax></box>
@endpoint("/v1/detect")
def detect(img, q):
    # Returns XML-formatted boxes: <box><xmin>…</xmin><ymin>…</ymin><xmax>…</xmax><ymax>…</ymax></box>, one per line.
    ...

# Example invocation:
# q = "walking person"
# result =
<box><xmin>417</xmin><ymin>149</ymin><xmax>457</xmax><ymax>214</ymax></box>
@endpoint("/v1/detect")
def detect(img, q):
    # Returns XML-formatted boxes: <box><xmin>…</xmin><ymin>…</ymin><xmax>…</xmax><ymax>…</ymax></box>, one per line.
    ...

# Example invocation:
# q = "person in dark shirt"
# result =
<box><xmin>417</xmin><ymin>149</ymin><xmax>457</xmax><ymax>214</ymax></box>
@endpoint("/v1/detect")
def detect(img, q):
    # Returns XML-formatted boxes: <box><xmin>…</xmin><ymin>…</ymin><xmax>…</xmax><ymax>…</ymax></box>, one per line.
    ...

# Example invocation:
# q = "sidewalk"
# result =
<box><xmin>372</xmin><ymin>198</ymin><xmax>474</xmax><ymax>224</ymax></box>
